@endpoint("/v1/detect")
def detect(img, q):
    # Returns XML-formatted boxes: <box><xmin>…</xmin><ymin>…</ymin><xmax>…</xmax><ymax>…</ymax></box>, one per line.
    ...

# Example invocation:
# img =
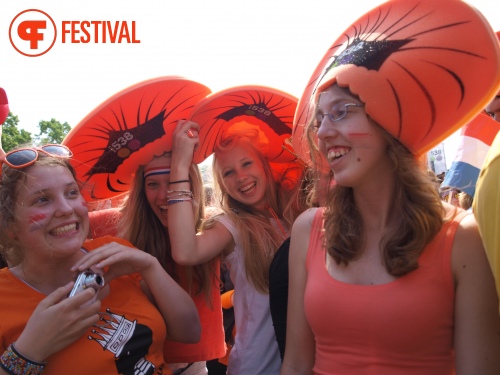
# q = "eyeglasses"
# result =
<box><xmin>1</xmin><ymin>144</ymin><xmax>72</xmax><ymax>171</ymax></box>
<box><xmin>315</xmin><ymin>103</ymin><xmax>364</xmax><ymax>126</ymax></box>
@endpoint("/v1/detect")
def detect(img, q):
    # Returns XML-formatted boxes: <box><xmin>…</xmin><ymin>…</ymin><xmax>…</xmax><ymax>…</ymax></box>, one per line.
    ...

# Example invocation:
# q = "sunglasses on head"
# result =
<box><xmin>1</xmin><ymin>144</ymin><xmax>72</xmax><ymax>171</ymax></box>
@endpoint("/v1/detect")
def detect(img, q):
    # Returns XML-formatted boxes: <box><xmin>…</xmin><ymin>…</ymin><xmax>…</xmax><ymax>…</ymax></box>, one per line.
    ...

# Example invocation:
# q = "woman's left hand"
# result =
<box><xmin>71</xmin><ymin>242</ymin><xmax>156</xmax><ymax>283</ymax></box>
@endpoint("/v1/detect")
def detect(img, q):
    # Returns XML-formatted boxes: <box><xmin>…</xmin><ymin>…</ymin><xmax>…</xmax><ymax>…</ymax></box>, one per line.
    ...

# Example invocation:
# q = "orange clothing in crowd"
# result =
<box><xmin>0</xmin><ymin>236</ymin><xmax>171</xmax><ymax>375</ymax></box>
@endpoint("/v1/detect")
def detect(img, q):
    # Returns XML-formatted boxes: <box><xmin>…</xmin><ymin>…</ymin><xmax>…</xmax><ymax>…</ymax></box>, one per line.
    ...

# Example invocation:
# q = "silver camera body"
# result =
<box><xmin>68</xmin><ymin>270</ymin><xmax>105</xmax><ymax>299</ymax></box>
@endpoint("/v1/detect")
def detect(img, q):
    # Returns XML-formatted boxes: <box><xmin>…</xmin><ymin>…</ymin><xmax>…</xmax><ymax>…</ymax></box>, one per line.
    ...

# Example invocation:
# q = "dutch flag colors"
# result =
<box><xmin>442</xmin><ymin>113</ymin><xmax>500</xmax><ymax>197</ymax></box>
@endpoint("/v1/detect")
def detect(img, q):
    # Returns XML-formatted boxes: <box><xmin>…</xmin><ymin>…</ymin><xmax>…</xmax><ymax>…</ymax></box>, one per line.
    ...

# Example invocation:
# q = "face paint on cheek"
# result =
<box><xmin>28</xmin><ymin>213</ymin><xmax>48</xmax><ymax>232</ymax></box>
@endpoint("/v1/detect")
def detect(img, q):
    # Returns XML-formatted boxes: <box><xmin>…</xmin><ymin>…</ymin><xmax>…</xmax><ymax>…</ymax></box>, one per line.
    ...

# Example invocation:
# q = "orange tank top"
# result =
<box><xmin>305</xmin><ymin>208</ymin><xmax>467</xmax><ymax>375</ymax></box>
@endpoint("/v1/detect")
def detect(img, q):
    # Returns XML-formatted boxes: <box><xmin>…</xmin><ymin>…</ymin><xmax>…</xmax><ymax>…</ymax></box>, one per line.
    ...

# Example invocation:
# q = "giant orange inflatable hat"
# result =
<box><xmin>293</xmin><ymin>0</ymin><xmax>500</xmax><ymax>165</ymax></box>
<box><xmin>190</xmin><ymin>85</ymin><xmax>298</xmax><ymax>164</ymax></box>
<box><xmin>62</xmin><ymin>77</ymin><xmax>211</xmax><ymax>201</ymax></box>
<box><xmin>189</xmin><ymin>85</ymin><xmax>302</xmax><ymax>188</ymax></box>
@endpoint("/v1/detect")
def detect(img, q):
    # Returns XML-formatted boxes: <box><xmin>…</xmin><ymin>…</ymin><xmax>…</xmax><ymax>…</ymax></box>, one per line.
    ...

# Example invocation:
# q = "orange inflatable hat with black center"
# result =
<box><xmin>62</xmin><ymin>77</ymin><xmax>211</xmax><ymax>201</ymax></box>
<box><xmin>292</xmin><ymin>0</ymin><xmax>500</xmax><ymax>165</ymax></box>
<box><xmin>189</xmin><ymin>86</ymin><xmax>301</xmax><ymax>187</ymax></box>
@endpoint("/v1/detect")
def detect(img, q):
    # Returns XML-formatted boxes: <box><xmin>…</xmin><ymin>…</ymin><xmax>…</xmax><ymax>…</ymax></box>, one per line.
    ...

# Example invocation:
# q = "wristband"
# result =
<box><xmin>0</xmin><ymin>343</ymin><xmax>46</xmax><ymax>375</ymax></box>
<box><xmin>169</xmin><ymin>180</ymin><xmax>190</xmax><ymax>185</ymax></box>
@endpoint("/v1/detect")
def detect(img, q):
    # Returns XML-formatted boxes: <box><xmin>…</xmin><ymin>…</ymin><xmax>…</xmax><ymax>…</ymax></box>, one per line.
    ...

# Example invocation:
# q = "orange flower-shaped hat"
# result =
<box><xmin>62</xmin><ymin>77</ymin><xmax>211</xmax><ymax>201</ymax></box>
<box><xmin>293</xmin><ymin>0</ymin><xmax>500</xmax><ymax>164</ymax></box>
<box><xmin>189</xmin><ymin>85</ymin><xmax>302</xmax><ymax>187</ymax></box>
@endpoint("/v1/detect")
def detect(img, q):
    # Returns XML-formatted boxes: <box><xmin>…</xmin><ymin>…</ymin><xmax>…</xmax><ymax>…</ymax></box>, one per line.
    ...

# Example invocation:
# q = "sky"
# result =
<box><xmin>1</xmin><ymin>0</ymin><xmax>499</xmax><ymax>168</ymax></box>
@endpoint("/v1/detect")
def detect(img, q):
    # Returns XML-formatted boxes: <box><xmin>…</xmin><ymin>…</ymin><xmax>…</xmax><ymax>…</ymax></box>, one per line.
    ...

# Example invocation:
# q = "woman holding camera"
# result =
<box><xmin>0</xmin><ymin>144</ymin><xmax>200</xmax><ymax>375</ymax></box>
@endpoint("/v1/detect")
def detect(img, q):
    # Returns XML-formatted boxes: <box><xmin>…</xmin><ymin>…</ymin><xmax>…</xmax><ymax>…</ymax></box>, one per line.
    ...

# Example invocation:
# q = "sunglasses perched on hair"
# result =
<box><xmin>0</xmin><ymin>144</ymin><xmax>72</xmax><ymax>171</ymax></box>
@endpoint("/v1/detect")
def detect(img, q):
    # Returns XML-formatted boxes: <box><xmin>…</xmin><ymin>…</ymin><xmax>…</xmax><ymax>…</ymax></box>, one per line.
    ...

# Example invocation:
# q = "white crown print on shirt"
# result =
<box><xmin>89</xmin><ymin>308</ymin><xmax>136</xmax><ymax>355</ymax></box>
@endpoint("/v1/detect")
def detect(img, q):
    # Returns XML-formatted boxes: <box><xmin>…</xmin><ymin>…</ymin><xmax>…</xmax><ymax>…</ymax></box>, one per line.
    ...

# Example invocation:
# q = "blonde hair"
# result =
<box><xmin>118</xmin><ymin>154</ymin><xmax>216</xmax><ymax>301</ymax></box>
<box><xmin>305</xmin><ymin>86</ymin><xmax>445</xmax><ymax>276</ymax></box>
<box><xmin>207</xmin><ymin>128</ymin><xmax>305</xmax><ymax>293</ymax></box>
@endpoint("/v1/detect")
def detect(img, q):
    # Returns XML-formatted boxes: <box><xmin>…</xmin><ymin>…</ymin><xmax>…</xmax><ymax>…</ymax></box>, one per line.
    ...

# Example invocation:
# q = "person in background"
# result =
<box><xmin>0</xmin><ymin>145</ymin><xmax>200</xmax><ymax>375</ymax></box>
<box><xmin>474</xmin><ymin>29</ymin><xmax>500</xmax><ymax>313</ymax></box>
<box><xmin>281</xmin><ymin>0</ymin><xmax>500</xmax><ymax>373</ymax></box>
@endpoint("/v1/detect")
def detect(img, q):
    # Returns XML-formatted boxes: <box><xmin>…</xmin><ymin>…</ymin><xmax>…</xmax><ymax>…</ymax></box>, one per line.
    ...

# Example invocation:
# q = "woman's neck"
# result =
<box><xmin>9</xmin><ymin>251</ymin><xmax>85</xmax><ymax>295</ymax></box>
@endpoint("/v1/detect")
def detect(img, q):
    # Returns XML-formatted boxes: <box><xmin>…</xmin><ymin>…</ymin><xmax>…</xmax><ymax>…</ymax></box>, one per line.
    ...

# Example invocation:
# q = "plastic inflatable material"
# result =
<box><xmin>292</xmin><ymin>0</ymin><xmax>500</xmax><ymax>165</ymax></box>
<box><xmin>62</xmin><ymin>76</ymin><xmax>211</xmax><ymax>201</ymax></box>
<box><xmin>189</xmin><ymin>85</ymin><xmax>302</xmax><ymax>187</ymax></box>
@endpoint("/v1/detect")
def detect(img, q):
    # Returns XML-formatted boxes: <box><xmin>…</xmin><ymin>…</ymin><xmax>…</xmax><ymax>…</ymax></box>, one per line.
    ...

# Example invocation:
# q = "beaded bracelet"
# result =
<box><xmin>0</xmin><ymin>343</ymin><xmax>46</xmax><ymax>375</ymax></box>
<box><xmin>169</xmin><ymin>180</ymin><xmax>190</xmax><ymax>185</ymax></box>
<box><xmin>167</xmin><ymin>191</ymin><xmax>194</xmax><ymax>199</ymax></box>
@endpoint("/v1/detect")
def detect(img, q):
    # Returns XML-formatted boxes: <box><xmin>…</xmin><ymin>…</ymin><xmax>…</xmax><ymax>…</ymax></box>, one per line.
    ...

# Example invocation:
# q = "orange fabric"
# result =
<box><xmin>304</xmin><ymin>208</ymin><xmax>467</xmax><ymax>375</ymax></box>
<box><xmin>86</xmin><ymin>217</ymin><xmax>226</xmax><ymax>363</ymax></box>
<box><xmin>0</xmin><ymin>256</ymin><xmax>171</xmax><ymax>374</ymax></box>
<box><xmin>163</xmin><ymin>260</ymin><xmax>226</xmax><ymax>363</ymax></box>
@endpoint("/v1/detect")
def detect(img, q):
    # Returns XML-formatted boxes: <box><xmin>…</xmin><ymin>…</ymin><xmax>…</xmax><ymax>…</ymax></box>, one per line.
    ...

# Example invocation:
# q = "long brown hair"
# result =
<box><xmin>305</xmin><ymin>87</ymin><xmax>445</xmax><ymax>276</ymax></box>
<box><xmin>118</xmin><ymin>154</ymin><xmax>216</xmax><ymax>301</ymax></box>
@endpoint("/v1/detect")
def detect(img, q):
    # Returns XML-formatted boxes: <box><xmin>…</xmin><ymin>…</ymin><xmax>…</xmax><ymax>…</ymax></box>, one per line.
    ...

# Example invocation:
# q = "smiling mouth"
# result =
<box><xmin>50</xmin><ymin>223</ymin><xmax>79</xmax><ymax>236</ymax></box>
<box><xmin>327</xmin><ymin>148</ymin><xmax>350</xmax><ymax>161</ymax></box>
<box><xmin>240</xmin><ymin>182</ymin><xmax>256</xmax><ymax>193</ymax></box>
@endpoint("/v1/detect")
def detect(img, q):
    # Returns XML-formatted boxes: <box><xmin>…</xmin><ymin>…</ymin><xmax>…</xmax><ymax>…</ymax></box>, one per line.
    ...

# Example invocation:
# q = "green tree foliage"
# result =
<box><xmin>1</xmin><ymin>112</ymin><xmax>32</xmax><ymax>152</ymax></box>
<box><xmin>35</xmin><ymin>118</ymin><xmax>71</xmax><ymax>145</ymax></box>
<box><xmin>1</xmin><ymin>113</ymin><xmax>72</xmax><ymax>152</ymax></box>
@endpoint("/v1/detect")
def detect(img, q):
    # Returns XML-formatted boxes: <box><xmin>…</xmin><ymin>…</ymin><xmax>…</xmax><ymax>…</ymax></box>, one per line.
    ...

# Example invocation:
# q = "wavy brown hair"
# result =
<box><xmin>305</xmin><ymin>86</ymin><xmax>445</xmax><ymax>276</ymax></box>
<box><xmin>118</xmin><ymin>154</ymin><xmax>217</xmax><ymax>302</ymax></box>
<box><xmin>206</xmin><ymin>128</ymin><xmax>306</xmax><ymax>293</ymax></box>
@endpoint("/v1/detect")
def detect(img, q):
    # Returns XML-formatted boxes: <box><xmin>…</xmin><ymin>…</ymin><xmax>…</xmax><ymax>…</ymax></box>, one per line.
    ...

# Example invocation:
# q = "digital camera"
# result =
<box><xmin>68</xmin><ymin>270</ymin><xmax>105</xmax><ymax>300</ymax></box>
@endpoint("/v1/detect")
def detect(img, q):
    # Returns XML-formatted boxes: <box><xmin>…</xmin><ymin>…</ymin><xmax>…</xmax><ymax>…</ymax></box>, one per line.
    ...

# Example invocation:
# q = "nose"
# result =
<box><xmin>157</xmin><ymin>183</ymin><xmax>170</xmax><ymax>201</ymax></box>
<box><xmin>55</xmin><ymin>196</ymin><xmax>75</xmax><ymax>216</ymax></box>
<box><xmin>316</xmin><ymin>117</ymin><xmax>339</xmax><ymax>140</ymax></box>
<box><xmin>235</xmin><ymin>168</ymin><xmax>247</xmax><ymax>182</ymax></box>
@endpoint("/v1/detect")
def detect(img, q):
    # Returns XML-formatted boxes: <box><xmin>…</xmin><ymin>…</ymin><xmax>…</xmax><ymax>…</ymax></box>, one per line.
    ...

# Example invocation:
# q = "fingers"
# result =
<box><xmin>39</xmin><ymin>282</ymin><xmax>75</xmax><ymax>307</ymax></box>
<box><xmin>71</xmin><ymin>242</ymin><xmax>121</xmax><ymax>271</ymax></box>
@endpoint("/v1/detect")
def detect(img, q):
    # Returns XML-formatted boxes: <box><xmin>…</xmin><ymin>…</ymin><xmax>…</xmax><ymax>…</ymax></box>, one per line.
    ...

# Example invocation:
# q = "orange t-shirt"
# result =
<box><xmin>0</xmin><ymin>237</ymin><xmax>170</xmax><ymax>375</ymax></box>
<box><xmin>163</xmin><ymin>260</ymin><xmax>226</xmax><ymax>363</ymax></box>
<box><xmin>87</xmin><ymin>214</ymin><xmax>226</xmax><ymax>363</ymax></box>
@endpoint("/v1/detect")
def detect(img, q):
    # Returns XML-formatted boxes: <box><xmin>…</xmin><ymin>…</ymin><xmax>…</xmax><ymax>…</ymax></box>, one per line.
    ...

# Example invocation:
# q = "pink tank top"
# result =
<box><xmin>305</xmin><ymin>208</ymin><xmax>467</xmax><ymax>375</ymax></box>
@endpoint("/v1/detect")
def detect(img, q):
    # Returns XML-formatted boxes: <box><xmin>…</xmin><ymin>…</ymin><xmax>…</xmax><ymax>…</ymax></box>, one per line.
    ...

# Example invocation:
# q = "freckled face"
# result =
<box><xmin>12</xmin><ymin>164</ymin><xmax>89</xmax><ymax>261</ymax></box>
<box><xmin>144</xmin><ymin>155</ymin><xmax>172</xmax><ymax>228</ymax></box>
<box><xmin>485</xmin><ymin>95</ymin><xmax>500</xmax><ymax>123</ymax></box>
<box><xmin>216</xmin><ymin>142</ymin><xmax>268</xmax><ymax>210</ymax></box>
<box><xmin>315</xmin><ymin>85</ymin><xmax>391</xmax><ymax>188</ymax></box>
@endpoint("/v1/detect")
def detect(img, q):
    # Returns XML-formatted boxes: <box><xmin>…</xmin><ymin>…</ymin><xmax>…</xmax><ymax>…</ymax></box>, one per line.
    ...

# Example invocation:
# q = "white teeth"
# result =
<box><xmin>51</xmin><ymin>223</ymin><xmax>77</xmax><ymax>235</ymax></box>
<box><xmin>240</xmin><ymin>182</ymin><xmax>255</xmax><ymax>193</ymax></box>
<box><xmin>328</xmin><ymin>148</ymin><xmax>349</xmax><ymax>160</ymax></box>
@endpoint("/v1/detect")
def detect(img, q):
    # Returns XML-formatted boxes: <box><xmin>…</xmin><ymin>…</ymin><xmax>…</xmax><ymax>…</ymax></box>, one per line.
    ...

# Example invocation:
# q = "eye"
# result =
<box><xmin>242</xmin><ymin>160</ymin><xmax>252</xmax><ymax>167</ymax></box>
<box><xmin>223</xmin><ymin>170</ymin><xmax>234</xmax><ymax>178</ymax></box>
<box><xmin>67</xmin><ymin>189</ymin><xmax>80</xmax><ymax>197</ymax></box>
<box><xmin>33</xmin><ymin>195</ymin><xmax>49</xmax><ymax>205</ymax></box>
<box><xmin>328</xmin><ymin>103</ymin><xmax>348</xmax><ymax>121</ymax></box>
<box><xmin>145</xmin><ymin>180</ymin><xmax>158</xmax><ymax>188</ymax></box>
